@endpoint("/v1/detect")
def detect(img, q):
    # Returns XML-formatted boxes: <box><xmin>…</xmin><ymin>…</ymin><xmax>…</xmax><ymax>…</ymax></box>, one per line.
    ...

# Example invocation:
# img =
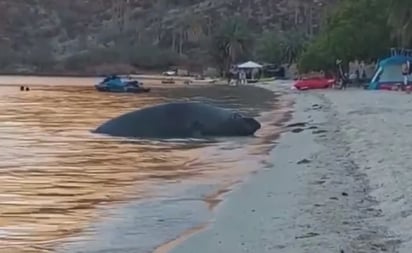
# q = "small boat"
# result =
<box><xmin>95</xmin><ymin>75</ymin><xmax>151</xmax><ymax>93</ymax></box>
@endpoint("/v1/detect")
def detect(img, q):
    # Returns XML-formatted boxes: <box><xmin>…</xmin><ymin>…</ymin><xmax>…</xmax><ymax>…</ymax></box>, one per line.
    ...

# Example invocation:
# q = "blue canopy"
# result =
<box><xmin>379</xmin><ymin>55</ymin><xmax>412</xmax><ymax>67</ymax></box>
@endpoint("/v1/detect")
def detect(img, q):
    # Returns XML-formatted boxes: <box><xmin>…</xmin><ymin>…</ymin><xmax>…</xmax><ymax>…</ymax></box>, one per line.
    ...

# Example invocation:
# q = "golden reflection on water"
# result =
<box><xmin>0</xmin><ymin>84</ymin><xmax>287</xmax><ymax>252</ymax></box>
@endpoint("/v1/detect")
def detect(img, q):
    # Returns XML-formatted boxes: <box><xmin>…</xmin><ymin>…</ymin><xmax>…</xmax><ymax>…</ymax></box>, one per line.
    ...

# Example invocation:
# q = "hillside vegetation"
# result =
<box><xmin>0</xmin><ymin>0</ymin><xmax>336</xmax><ymax>75</ymax></box>
<box><xmin>299</xmin><ymin>0</ymin><xmax>412</xmax><ymax>73</ymax></box>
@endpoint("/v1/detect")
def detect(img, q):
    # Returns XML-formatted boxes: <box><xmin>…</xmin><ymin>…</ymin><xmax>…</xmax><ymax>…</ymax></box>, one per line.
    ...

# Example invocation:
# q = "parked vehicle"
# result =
<box><xmin>294</xmin><ymin>77</ymin><xmax>335</xmax><ymax>90</ymax></box>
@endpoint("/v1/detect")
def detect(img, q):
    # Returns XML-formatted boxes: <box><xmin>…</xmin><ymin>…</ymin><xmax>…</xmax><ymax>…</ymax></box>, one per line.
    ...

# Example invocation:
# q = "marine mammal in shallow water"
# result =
<box><xmin>93</xmin><ymin>101</ymin><xmax>261</xmax><ymax>139</ymax></box>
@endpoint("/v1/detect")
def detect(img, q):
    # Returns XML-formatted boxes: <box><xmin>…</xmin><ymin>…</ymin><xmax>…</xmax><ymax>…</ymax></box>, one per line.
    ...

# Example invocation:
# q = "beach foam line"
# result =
<box><xmin>152</xmin><ymin>81</ymin><xmax>295</xmax><ymax>253</ymax></box>
<box><xmin>153</xmin><ymin>224</ymin><xmax>208</xmax><ymax>253</ymax></box>
<box><xmin>153</xmin><ymin>180</ymin><xmax>238</xmax><ymax>253</ymax></box>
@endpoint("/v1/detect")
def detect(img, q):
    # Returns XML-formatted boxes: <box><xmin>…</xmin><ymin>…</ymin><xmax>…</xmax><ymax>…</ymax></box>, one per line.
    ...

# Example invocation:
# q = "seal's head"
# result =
<box><xmin>215</xmin><ymin>112</ymin><xmax>261</xmax><ymax>136</ymax></box>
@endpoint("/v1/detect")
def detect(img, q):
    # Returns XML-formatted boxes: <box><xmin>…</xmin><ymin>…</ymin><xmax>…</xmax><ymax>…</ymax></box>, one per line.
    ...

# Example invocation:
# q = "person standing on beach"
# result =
<box><xmin>239</xmin><ymin>70</ymin><xmax>247</xmax><ymax>85</ymax></box>
<box><xmin>401</xmin><ymin>60</ymin><xmax>410</xmax><ymax>90</ymax></box>
<box><xmin>335</xmin><ymin>59</ymin><xmax>347</xmax><ymax>89</ymax></box>
<box><xmin>360</xmin><ymin>61</ymin><xmax>367</xmax><ymax>82</ymax></box>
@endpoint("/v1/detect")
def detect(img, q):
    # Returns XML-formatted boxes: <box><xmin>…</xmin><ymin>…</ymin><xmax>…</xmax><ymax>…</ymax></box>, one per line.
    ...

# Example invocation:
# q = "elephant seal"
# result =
<box><xmin>93</xmin><ymin>101</ymin><xmax>261</xmax><ymax>139</ymax></box>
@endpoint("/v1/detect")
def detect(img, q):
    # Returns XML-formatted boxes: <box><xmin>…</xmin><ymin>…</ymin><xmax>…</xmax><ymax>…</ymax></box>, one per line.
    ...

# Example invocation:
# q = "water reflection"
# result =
<box><xmin>0</xmin><ymin>83</ymin><xmax>287</xmax><ymax>252</ymax></box>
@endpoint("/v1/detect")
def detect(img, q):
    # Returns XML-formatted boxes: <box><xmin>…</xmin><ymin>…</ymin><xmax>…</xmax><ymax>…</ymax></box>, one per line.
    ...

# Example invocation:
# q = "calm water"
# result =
<box><xmin>0</xmin><ymin>78</ymin><xmax>287</xmax><ymax>253</ymax></box>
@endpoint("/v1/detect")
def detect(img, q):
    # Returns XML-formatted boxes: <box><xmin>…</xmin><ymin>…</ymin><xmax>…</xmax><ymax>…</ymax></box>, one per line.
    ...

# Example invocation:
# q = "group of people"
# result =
<box><xmin>335</xmin><ymin>59</ymin><xmax>372</xmax><ymax>90</ymax></box>
<box><xmin>349</xmin><ymin>61</ymin><xmax>368</xmax><ymax>84</ymax></box>
<box><xmin>227</xmin><ymin>68</ymin><xmax>248</xmax><ymax>86</ymax></box>
<box><xmin>337</xmin><ymin>59</ymin><xmax>412</xmax><ymax>91</ymax></box>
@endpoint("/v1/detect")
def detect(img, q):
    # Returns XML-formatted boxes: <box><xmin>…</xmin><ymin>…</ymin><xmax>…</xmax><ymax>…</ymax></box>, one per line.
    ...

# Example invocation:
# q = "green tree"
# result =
<box><xmin>387</xmin><ymin>0</ymin><xmax>412</xmax><ymax>47</ymax></box>
<box><xmin>254</xmin><ymin>31</ymin><xmax>283</xmax><ymax>65</ymax></box>
<box><xmin>129</xmin><ymin>44</ymin><xmax>182</xmax><ymax>69</ymax></box>
<box><xmin>209</xmin><ymin>16</ymin><xmax>253</xmax><ymax>75</ymax></box>
<box><xmin>298</xmin><ymin>0</ymin><xmax>391</xmax><ymax>73</ymax></box>
<box><xmin>282</xmin><ymin>30</ymin><xmax>308</xmax><ymax>65</ymax></box>
<box><xmin>298</xmin><ymin>36</ymin><xmax>335</xmax><ymax>73</ymax></box>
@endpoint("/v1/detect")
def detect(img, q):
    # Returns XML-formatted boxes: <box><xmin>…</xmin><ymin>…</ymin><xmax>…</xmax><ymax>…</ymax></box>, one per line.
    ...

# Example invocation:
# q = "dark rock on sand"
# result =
<box><xmin>291</xmin><ymin>128</ymin><xmax>305</xmax><ymax>133</ymax></box>
<box><xmin>286</xmin><ymin>122</ymin><xmax>307</xmax><ymax>128</ymax></box>
<box><xmin>297</xmin><ymin>159</ymin><xmax>312</xmax><ymax>165</ymax></box>
<box><xmin>313</xmin><ymin>129</ymin><xmax>328</xmax><ymax>134</ymax></box>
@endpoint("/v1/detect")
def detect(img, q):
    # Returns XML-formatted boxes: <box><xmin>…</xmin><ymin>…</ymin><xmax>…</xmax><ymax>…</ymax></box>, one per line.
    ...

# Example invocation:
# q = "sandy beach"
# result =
<box><xmin>161</xmin><ymin>84</ymin><xmax>412</xmax><ymax>253</ymax></box>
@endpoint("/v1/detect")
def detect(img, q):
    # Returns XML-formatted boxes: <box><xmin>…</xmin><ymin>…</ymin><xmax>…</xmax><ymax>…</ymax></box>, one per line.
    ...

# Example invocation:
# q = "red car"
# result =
<box><xmin>294</xmin><ymin>77</ymin><xmax>336</xmax><ymax>90</ymax></box>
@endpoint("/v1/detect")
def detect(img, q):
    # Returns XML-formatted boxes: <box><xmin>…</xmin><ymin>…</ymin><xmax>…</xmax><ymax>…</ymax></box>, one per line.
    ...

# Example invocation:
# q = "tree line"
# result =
<box><xmin>2</xmin><ymin>0</ymin><xmax>409</xmax><ymax>75</ymax></box>
<box><xmin>209</xmin><ymin>0</ymin><xmax>412</xmax><ymax>75</ymax></box>
<box><xmin>11</xmin><ymin>14</ymin><xmax>309</xmax><ymax>75</ymax></box>
<box><xmin>299</xmin><ymin>0</ymin><xmax>412</xmax><ymax>73</ymax></box>
<box><xmin>138</xmin><ymin>0</ymin><xmax>412</xmax><ymax>75</ymax></box>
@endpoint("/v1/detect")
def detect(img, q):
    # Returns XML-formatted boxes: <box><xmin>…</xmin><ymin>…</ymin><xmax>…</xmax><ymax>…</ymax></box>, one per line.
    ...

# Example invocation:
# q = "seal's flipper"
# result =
<box><xmin>190</xmin><ymin>121</ymin><xmax>203</xmax><ymax>138</ymax></box>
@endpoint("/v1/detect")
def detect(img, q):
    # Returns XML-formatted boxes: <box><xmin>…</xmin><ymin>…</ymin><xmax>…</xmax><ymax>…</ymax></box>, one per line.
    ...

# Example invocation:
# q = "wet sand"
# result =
<box><xmin>0</xmin><ymin>77</ymin><xmax>289</xmax><ymax>252</ymax></box>
<box><xmin>165</xmin><ymin>84</ymin><xmax>410</xmax><ymax>253</ymax></box>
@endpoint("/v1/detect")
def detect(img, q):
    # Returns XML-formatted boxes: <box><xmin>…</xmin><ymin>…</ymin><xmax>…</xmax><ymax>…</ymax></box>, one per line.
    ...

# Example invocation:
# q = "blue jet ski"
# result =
<box><xmin>95</xmin><ymin>75</ymin><xmax>151</xmax><ymax>93</ymax></box>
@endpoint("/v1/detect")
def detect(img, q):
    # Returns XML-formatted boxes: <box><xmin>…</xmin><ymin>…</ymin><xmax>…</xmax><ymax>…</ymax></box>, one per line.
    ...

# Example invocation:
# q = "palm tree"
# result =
<box><xmin>387</xmin><ymin>0</ymin><xmax>412</xmax><ymax>47</ymax></box>
<box><xmin>171</xmin><ymin>13</ymin><xmax>206</xmax><ymax>55</ymax></box>
<box><xmin>210</xmin><ymin>16</ymin><xmax>252</xmax><ymax>76</ymax></box>
<box><xmin>281</xmin><ymin>30</ymin><xmax>308</xmax><ymax>65</ymax></box>
<box><xmin>255</xmin><ymin>31</ymin><xmax>282</xmax><ymax>65</ymax></box>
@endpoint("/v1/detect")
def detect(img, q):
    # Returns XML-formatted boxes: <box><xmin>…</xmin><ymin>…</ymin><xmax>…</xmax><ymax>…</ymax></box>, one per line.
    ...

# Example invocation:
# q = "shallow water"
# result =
<box><xmin>0</xmin><ymin>80</ymin><xmax>287</xmax><ymax>253</ymax></box>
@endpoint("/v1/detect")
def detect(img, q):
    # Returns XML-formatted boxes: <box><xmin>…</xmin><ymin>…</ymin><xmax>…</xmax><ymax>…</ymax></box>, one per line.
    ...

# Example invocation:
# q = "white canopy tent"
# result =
<box><xmin>237</xmin><ymin>61</ymin><xmax>263</xmax><ymax>69</ymax></box>
<box><xmin>235</xmin><ymin>61</ymin><xmax>263</xmax><ymax>83</ymax></box>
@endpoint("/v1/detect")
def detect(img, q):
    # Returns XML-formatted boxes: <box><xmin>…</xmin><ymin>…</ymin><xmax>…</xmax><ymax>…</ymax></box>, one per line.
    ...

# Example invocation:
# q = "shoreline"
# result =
<box><xmin>152</xmin><ymin>82</ymin><xmax>295</xmax><ymax>253</ymax></box>
<box><xmin>0</xmin><ymin>73</ymin><xmax>207</xmax><ymax>81</ymax></box>
<box><xmin>0</xmin><ymin>74</ymin><xmax>276</xmax><ymax>88</ymax></box>
<box><xmin>0</xmin><ymin>75</ymin><xmax>221</xmax><ymax>88</ymax></box>
<box><xmin>161</xmin><ymin>86</ymin><xmax>405</xmax><ymax>253</ymax></box>
<box><xmin>47</xmin><ymin>82</ymin><xmax>286</xmax><ymax>253</ymax></box>
<box><xmin>0</xmin><ymin>73</ymin><xmax>107</xmax><ymax>78</ymax></box>
<box><xmin>153</xmin><ymin>182</ymin><xmax>238</xmax><ymax>253</ymax></box>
